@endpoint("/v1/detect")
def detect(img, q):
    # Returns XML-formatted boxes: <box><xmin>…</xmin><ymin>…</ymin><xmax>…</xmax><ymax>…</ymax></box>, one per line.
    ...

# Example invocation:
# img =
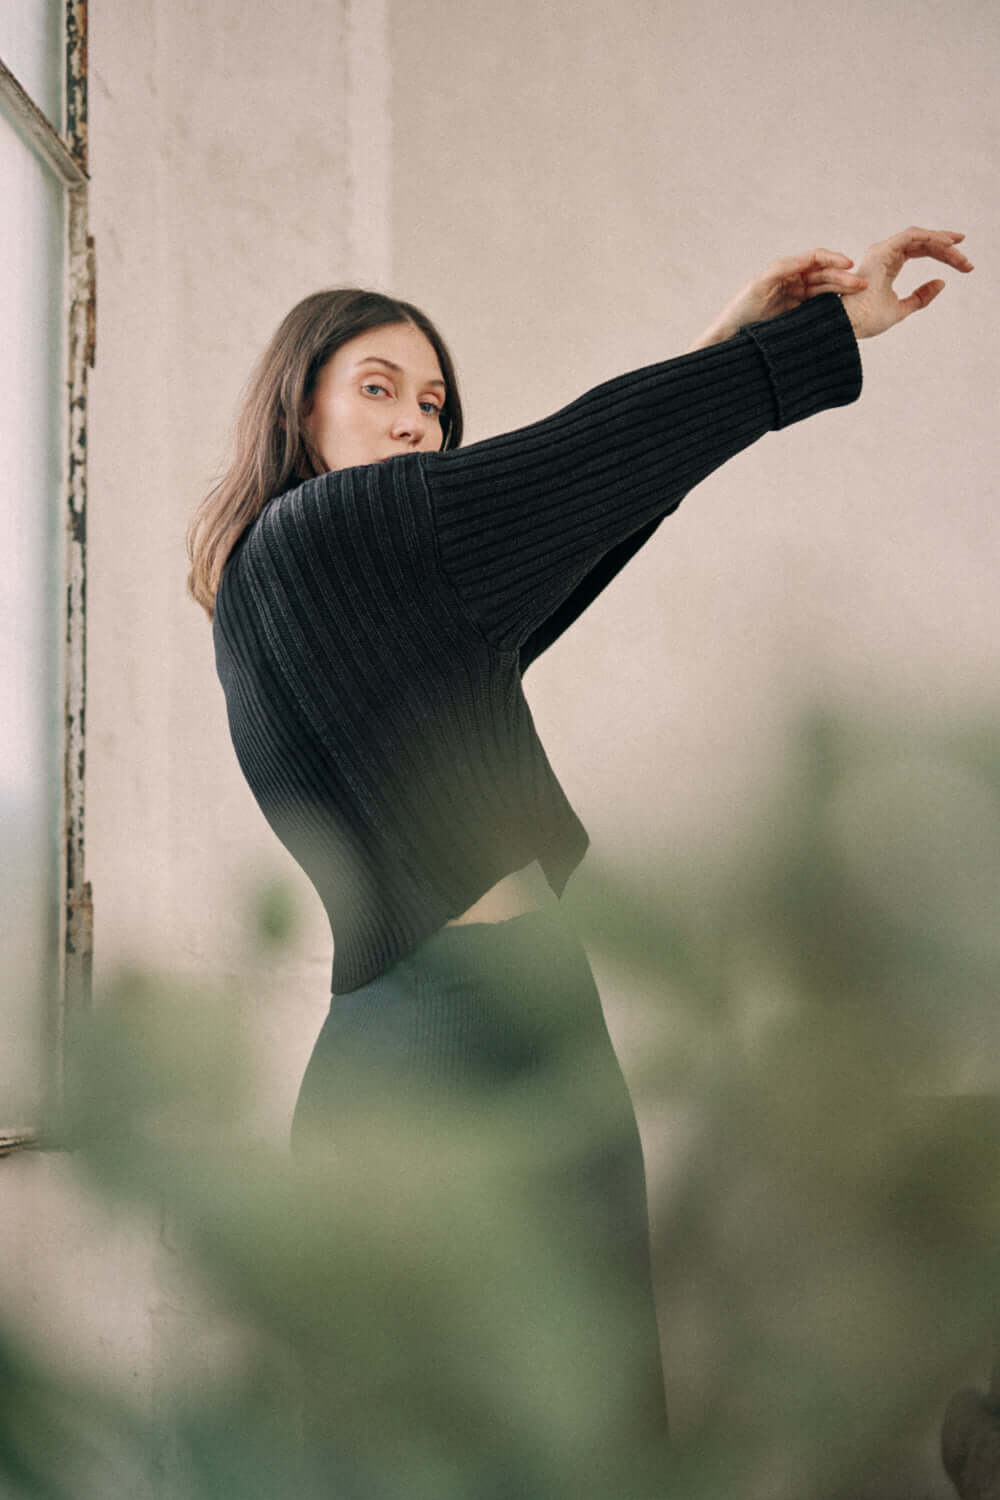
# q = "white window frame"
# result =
<box><xmin>0</xmin><ymin>1</ymin><xmax>92</xmax><ymax>1156</ymax></box>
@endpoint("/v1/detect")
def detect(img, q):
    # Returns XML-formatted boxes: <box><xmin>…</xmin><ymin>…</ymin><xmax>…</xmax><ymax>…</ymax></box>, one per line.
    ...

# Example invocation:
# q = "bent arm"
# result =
<box><xmin>420</xmin><ymin>292</ymin><xmax>861</xmax><ymax>654</ymax></box>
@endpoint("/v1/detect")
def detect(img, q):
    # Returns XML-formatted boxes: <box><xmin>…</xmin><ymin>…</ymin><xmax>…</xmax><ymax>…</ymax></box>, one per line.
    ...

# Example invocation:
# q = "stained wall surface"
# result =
<box><xmin>390</xmin><ymin>0</ymin><xmax>994</xmax><ymax>874</ymax></box>
<box><xmin>86</xmin><ymin>0</ymin><xmax>997</xmax><ymax>1123</ymax></box>
<box><xmin>87</xmin><ymin>0</ymin><xmax>377</xmax><ymax>1128</ymax></box>
<box><xmin>385</xmin><ymin>6</ymin><xmax>996</xmax><ymax>1458</ymax></box>
<box><xmin>1</xmin><ymin>1</ymin><xmax>996</xmax><ymax>1492</ymax></box>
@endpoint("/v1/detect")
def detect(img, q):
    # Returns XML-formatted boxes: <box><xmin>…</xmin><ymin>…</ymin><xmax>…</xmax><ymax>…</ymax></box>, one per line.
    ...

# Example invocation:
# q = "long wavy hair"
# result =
<box><xmin>186</xmin><ymin>288</ymin><xmax>464</xmax><ymax>620</ymax></box>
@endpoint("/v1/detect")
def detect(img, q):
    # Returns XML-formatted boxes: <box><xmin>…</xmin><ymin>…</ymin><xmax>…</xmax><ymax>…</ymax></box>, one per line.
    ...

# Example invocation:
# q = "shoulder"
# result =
<box><xmin>239</xmin><ymin>458</ymin><xmax>440</xmax><ymax>588</ymax></box>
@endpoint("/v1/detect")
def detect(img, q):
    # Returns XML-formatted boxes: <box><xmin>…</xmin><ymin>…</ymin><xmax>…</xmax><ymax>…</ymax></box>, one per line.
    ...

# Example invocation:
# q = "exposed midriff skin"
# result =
<box><xmin>445</xmin><ymin>859</ymin><xmax>556</xmax><ymax>926</ymax></box>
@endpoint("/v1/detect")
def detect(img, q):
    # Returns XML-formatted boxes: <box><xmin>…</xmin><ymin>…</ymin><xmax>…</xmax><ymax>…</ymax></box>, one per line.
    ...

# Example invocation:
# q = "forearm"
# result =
<box><xmin>686</xmin><ymin>295</ymin><xmax>750</xmax><ymax>353</ymax></box>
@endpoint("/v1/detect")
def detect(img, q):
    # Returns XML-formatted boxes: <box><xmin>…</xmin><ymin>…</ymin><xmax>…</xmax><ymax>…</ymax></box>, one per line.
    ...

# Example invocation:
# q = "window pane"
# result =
<box><xmin>0</xmin><ymin>0</ymin><xmax>63</xmax><ymax>125</ymax></box>
<box><xmin>0</xmin><ymin>108</ymin><xmax>65</xmax><ymax>1125</ymax></box>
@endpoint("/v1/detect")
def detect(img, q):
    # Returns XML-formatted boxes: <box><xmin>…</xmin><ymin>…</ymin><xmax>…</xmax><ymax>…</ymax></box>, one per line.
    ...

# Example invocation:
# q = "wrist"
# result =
<box><xmin>686</xmin><ymin>315</ymin><xmax>740</xmax><ymax>353</ymax></box>
<box><xmin>842</xmin><ymin>295</ymin><xmax>870</xmax><ymax>340</ymax></box>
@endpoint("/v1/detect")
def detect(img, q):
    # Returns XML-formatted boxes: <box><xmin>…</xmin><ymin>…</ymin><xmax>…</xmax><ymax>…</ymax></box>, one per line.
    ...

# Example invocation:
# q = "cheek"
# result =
<box><xmin>319</xmin><ymin>395</ymin><xmax>354</xmax><ymax>448</ymax></box>
<box><xmin>338</xmin><ymin>393</ymin><xmax>378</xmax><ymax>434</ymax></box>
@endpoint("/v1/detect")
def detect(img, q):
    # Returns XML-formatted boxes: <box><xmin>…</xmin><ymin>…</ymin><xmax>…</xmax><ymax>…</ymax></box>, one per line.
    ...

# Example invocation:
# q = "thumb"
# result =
<box><xmin>897</xmin><ymin>278</ymin><xmax>946</xmax><ymax>320</ymax></box>
<box><xmin>769</xmin><ymin>248</ymin><xmax>853</xmax><ymax>279</ymax></box>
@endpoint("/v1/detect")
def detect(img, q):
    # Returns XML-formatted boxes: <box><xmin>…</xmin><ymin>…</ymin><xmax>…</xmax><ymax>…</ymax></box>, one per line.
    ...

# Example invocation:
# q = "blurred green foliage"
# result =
<box><xmin>3</xmin><ymin>707</ymin><xmax>999</xmax><ymax>1499</ymax></box>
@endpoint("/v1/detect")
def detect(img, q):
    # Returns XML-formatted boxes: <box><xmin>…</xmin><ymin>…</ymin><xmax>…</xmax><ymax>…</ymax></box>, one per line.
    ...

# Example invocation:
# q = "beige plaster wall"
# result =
<box><xmin>83</xmin><ymin>0</ymin><xmax>997</xmax><ymax>1129</ymax></box>
<box><xmin>390</xmin><ymin>0</ymin><xmax>994</xmax><ymax>871</ymax></box>
<box><xmin>2</xmin><ymin>1</ymin><xmax>995</xmax><ymax>1491</ymax></box>
<box><xmin>386</xmin><ymin>4</ymin><xmax>996</xmax><ymax>1453</ymax></box>
<box><xmin>87</xmin><ymin>0</ymin><xmax>384</xmax><ymax>1133</ymax></box>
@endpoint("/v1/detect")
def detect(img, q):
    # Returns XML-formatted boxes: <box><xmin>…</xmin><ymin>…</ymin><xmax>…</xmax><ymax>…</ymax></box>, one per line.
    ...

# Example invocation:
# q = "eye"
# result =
<box><xmin>361</xmin><ymin>382</ymin><xmax>388</xmax><ymax>397</ymax></box>
<box><xmin>420</xmin><ymin>400</ymin><xmax>443</xmax><ymax>417</ymax></box>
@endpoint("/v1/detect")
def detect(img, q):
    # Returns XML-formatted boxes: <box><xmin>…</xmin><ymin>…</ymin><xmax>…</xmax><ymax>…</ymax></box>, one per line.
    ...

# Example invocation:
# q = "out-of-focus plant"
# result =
<box><xmin>1</xmin><ymin>705</ymin><xmax>998</xmax><ymax>1499</ymax></box>
<box><xmin>572</xmin><ymin>709</ymin><xmax>1000</xmax><ymax>1499</ymax></box>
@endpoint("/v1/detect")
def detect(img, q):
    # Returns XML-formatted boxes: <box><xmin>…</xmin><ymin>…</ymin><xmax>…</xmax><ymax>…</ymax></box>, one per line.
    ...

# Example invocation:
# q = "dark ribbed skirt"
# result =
<box><xmin>290</xmin><ymin>906</ymin><xmax>667</xmax><ymax>1500</ymax></box>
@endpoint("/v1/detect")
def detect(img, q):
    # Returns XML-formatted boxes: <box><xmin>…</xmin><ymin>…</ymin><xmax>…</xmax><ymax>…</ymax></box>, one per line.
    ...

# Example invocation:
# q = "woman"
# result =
<box><xmin>186</xmin><ymin>227</ymin><xmax>971</xmax><ymax>1496</ymax></box>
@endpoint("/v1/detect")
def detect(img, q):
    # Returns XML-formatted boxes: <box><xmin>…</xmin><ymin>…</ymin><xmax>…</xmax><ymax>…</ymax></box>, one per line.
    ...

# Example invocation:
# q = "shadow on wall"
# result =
<box><xmin>3</xmin><ymin>703</ymin><xmax>1000</xmax><ymax>1500</ymax></box>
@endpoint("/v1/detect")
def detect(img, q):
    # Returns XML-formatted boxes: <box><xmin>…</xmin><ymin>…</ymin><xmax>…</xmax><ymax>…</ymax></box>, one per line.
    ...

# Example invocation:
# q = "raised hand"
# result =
<box><xmin>842</xmin><ymin>226</ymin><xmax>974</xmax><ymax>339</ymax></box>
<box><xmin>687</xmin><ymin>247</ymin><xmax>868</xmax><ymax>352</ymax></box>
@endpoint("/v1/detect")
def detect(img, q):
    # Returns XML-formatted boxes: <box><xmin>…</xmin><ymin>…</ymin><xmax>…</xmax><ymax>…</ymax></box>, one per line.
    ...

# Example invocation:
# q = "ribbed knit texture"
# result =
<box><xmin>213</xmin><ymin>293</ymin><xmax>862</xmax><ymax>992</ymax></box>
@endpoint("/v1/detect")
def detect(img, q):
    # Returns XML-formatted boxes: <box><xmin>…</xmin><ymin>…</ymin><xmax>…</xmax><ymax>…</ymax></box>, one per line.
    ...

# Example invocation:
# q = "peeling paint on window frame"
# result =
<box><xmin>0</xmin><ymin>0</ymin><xmax>92</xmax><ymax>1155</ymax></box>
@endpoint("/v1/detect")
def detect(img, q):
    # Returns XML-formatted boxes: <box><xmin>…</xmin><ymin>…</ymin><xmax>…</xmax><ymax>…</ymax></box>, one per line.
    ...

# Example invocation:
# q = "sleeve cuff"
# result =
<box><xmin>743</xmin><ymin>292</ymin><xmax>863</xmax><ymax>429</ymax></box>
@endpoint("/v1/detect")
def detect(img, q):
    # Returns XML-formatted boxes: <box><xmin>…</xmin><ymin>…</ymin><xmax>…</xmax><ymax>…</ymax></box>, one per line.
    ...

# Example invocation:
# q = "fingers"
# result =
<box><xmin>881</xmin><ymin>226</ymin><xmax>974</xmax><ymax>272</ymax></box>
<box><xmin>806</xmin><ymin>247</ymin><xmax>855</xmax><ymax>269</ymax></box>
<box><xmin>804</xmin><ymin>270</ymin><xmax>868</xmax><ymax>294</ymax></box>
<box><xmin>803</xmin><ymin>283</ymin><xmax>862</xmax><ymax>298</ymax></box>
<box><xmin>790</xmin><ymin>249</ymin><xmax>868</xmax><ymax>299</ymax></box>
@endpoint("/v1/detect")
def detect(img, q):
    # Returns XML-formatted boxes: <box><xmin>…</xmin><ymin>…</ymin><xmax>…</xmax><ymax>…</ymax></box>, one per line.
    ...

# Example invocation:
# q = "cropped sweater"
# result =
<box><xmin>213</xmin><ymin>293</ymin><xmax>862</xmax><ymax>993</ymax></box>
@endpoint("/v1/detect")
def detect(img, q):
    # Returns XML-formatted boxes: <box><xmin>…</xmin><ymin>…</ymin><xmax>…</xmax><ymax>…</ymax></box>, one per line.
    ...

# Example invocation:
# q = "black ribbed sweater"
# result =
<box><xmin>213</xmin><ymin>293</ymin><xmax>862</xmax><ymax>992</ymax></box>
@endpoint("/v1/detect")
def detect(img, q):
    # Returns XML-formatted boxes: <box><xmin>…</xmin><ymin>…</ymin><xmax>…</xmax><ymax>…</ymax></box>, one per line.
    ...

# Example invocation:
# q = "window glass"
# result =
<box><xmin>0</xmin><ymin>0</ymin><xmax>63</xmax><ymax>124</ymax></box>
<box><xmin>0</xmin><ymin>104</ymin><xmax>65</xmax><ymax>1124</ymax></box>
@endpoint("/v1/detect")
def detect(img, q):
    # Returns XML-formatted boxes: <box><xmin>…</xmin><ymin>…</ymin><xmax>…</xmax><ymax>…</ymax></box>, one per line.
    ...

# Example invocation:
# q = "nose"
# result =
<box><xmin>390</xmin><ymin>402</ymin><xmax>429</xmax><ymax>445</ymax></box>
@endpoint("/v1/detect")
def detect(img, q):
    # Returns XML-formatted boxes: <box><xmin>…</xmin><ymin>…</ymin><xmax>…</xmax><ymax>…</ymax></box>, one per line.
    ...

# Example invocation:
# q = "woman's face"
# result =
<box><xmin>301</xmin><ymin>321</ymin><xmax>447</xmax><ymax>473</ymax></box>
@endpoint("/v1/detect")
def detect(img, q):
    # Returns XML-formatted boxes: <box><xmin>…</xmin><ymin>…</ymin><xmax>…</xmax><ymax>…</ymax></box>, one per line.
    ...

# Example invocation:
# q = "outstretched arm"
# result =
<box><xmin>422</xmin><ymin>294</ymin><xmax>861</xmax><ymax>654</ymax></box>
<box><xmin>423</xmin><ymin>226</ymin><xmax>971</xmax><ymax>656</ymax></box>
<box><xmin>520</xmin><ymin>226</ymin><xmax>972</xmax><ymax>670</ymax></box>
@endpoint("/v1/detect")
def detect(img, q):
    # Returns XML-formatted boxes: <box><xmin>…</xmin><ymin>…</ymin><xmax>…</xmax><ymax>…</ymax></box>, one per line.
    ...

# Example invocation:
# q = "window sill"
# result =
<box><xmin>0</xmin><ymin>1128</ymin><xmax>40</xmax><ymax>1158</ymax></box>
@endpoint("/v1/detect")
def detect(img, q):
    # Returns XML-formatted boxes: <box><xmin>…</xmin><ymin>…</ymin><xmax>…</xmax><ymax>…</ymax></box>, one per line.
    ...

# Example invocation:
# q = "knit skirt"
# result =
<box><xmin>290</xmin><ymin>905</ymin><xmax>668</xmax><ymax>1500</ymax></box>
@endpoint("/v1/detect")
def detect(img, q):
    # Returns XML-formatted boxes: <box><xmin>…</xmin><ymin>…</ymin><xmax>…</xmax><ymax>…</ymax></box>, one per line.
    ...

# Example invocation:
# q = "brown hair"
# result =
<box><xmin>185</xmin><ymin>288</ymin><xmax>464</xmax><ymax>619</ymax></box>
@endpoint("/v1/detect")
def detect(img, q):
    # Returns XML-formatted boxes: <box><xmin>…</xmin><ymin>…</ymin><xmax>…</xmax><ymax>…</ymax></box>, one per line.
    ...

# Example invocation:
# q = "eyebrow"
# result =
<box><xmin>354</xmin><ymin>355</ymin><xmax>446</xmax><ymax>390</ymax></box>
